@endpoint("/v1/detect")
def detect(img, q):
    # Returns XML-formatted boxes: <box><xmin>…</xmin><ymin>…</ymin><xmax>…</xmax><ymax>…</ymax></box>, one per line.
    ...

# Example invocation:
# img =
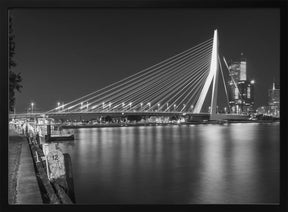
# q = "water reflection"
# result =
<box><xmin>58</xmin><ymin>123</ymin><xmax>279</xmax><ymax>204</ymax></box>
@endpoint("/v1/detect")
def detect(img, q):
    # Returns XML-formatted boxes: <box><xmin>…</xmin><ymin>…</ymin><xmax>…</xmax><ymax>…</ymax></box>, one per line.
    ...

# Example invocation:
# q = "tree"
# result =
<box><xmin>9</xmin><ymin>11</ymin><xmax>23</xmax><ymax>112</ymax></box>
<box><xmin>169</xmin><ymin>115</ymin><xmax>178</xmax><ymax>121</ymax></box>
<box><xmin>103</xmin><ymin>116</ymin><xmax>113</xmax><ymax>123</ymax></box>
<box><xmin>127</xmin><ymin>115</ymin><xmax>142</xmax><ymax>122</ymax></box>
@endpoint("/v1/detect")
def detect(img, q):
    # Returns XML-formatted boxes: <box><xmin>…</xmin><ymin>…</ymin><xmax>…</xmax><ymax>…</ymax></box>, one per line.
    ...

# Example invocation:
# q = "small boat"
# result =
<box><xmin>45</xmin><ymin>134</ymin><xmax>74</xmax><ymax>141</ymax></box>
<box><xmin>217</xmin><ymin>119</ymin><xmax>229</xmax><ymax>125</ymax></box>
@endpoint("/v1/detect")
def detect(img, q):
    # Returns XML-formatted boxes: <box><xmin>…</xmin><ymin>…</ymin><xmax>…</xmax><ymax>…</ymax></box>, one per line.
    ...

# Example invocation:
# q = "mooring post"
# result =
<box><xmin>36</xmin><ymin>133</ymin><xmax>40</xmax><ymax>145</ymax></box>
<box><xmin>25</xmin><ymin>124</ymin><xmax>28</xmax><ymax>136</ymax></box>
<box><xmin>47</xmin><ymin>124</ymin><xmax>51</xmax><ymax>142</ymax></box>
<box><xmin>35</xmin><ymin>151</ymin><xmax>40</xmax><ymax>163</ymax></box>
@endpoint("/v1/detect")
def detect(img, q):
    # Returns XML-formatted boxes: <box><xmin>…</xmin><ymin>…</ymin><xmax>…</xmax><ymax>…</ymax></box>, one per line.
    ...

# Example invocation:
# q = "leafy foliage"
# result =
<box><xmin>126</xmin><ymin>115</ymin><xmax>142</xmax><ymax>122</ymax></box>
<box><xmin>9</xmin><ymin>11</ymin><xmax>23</xmax><ymax>112</ymax></box>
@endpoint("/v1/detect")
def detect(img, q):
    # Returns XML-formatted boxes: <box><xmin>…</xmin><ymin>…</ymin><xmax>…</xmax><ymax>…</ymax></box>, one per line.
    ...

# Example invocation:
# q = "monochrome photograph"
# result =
<box><xmin>7</xmin><ymin>7</ymin><xmax>280</xmax><ymax>205</ymax></box>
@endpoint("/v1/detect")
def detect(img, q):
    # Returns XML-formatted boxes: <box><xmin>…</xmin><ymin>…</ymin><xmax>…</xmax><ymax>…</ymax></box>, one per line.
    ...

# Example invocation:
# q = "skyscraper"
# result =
<box><xmin>268</xmin><ymin>82</ymin><xmax>280</xmax><ymax>117</ymax></box>
<box><xmin>228</xmin><ymin>53</ymin><xmax>247</xmax><ymax>83</ymax></box>
<box><xmin>227</xmin><ymin>54</ymin><xmax>254</xmax><ymax>114</ymax></box>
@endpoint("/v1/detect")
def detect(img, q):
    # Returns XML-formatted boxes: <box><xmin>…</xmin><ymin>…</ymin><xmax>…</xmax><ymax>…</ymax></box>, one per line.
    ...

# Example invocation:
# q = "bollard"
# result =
<box><xmin>46</xmin><ymin>125</ymin><xmax>51</xmax><ymax>142</ymax></box>
<box><xmin>36</xmin><ymin>133</ymin><xmax>40</xmax><ymax>145</ymax></box>
<box><xmin>28</xmin><ymin>136</ymin><xmax>32</xmax><ymax>144</ymax></box>
<box><xmin>35</xmin><ymin>151</ymin><xmax>40</xmax><ymax>163</ymax></box>
<box><xmin>42</xmin><ymin>144</ymin><xmax>50</xmax><ymax>156</ymax></box>
<box><xmin>25</xmin><ymin>124</ymin><xmax>28</xmax><ymax>136</ymax></box>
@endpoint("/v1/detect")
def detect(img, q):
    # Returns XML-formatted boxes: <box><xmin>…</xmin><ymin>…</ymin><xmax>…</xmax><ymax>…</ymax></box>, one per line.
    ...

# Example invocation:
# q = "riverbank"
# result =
<box><xmin>8</xmin><ymin>129</ymin><xmax>42</xmax><ymax>204</ymax></box>
<box><xmin>8</xmin><ymin>130</ymin><xmax>23</xmax><ymax>204</ymax></box>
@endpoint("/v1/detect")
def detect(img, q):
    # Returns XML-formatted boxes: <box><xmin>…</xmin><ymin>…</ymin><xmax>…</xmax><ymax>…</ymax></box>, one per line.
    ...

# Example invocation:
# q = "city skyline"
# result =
<box><xmin>11</xmin><ymin>8</ymin><xmax>280</xmax><ymax>113</ymax></box>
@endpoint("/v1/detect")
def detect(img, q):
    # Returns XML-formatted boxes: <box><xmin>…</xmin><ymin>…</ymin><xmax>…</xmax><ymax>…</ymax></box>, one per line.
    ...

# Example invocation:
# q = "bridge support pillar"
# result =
<box><xmin>210</xmin><ymin>29</ymin><xmax>220</xmax><ymax>120</ymax></box>
<box><xmin>193</xmin><ymin>29</ymin><xmax>219</xmax><ymax>120</ymax></box>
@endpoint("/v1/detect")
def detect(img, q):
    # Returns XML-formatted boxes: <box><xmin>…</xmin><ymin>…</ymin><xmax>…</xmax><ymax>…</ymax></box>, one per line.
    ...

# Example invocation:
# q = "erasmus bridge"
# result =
<box><xmin>11</xmin><ymin>30</ymin><xmax>248</xmax><ymax>121</ymax></box>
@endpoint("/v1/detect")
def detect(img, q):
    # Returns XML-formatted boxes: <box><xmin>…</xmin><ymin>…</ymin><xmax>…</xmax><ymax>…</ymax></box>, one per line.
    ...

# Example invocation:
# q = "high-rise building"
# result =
<box><xmin>227</xmin><ymin>54</ymin><xmax>254</xmax><ymax>114</ymax></box>
<box><xmin>228</xmin><ymin>54</ymin><xmax>247</xmax><ymax>83</ymax></box>
<box><xmin>268</xmin><ymin>82</ymin><xmax>280</xmax><ymax>106</ymax></box>
<box><xmin>268</xmin><ymin>82</ymin><xmax>280</xmax><ymax>117</ymax></box>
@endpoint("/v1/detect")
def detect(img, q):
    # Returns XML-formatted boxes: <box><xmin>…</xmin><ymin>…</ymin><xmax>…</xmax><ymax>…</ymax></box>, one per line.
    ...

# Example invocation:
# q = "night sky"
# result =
<box><xmin>12</xmin><ymin>8</ymin><xmax>280</xmax><ymax>113</ymax></box>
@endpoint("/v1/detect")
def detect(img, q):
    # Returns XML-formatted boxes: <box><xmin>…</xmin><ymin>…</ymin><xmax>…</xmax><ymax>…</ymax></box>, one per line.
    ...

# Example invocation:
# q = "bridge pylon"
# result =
<box><xmin>193</xmin><ymin>29</ymin><xmax>219</xmax><ymax>120</ymax></box>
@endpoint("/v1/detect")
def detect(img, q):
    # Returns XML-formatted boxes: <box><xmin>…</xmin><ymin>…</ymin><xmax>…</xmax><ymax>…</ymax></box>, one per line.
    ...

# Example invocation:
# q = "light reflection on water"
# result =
<box><xmin>57</xmin><ymin>123</ymin><xmax>279</xmax><ymax>204</ymax></box>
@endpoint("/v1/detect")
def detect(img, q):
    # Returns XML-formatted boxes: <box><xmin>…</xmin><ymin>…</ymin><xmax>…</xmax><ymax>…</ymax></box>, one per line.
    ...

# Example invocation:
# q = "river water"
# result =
<box><xmin>57</xmin><ymin>122</ymin><xmax>279</xmax><ymax>204</ymax></box>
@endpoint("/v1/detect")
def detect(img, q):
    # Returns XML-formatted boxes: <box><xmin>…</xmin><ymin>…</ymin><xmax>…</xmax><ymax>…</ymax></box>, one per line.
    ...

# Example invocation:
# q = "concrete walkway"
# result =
<box><xmin>16</xmin><ymin>135</ymin><xmax>43</xmax><ymax>204</ymax></box>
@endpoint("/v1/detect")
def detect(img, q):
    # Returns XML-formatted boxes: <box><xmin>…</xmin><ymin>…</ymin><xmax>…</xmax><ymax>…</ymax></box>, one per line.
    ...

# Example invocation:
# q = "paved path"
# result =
<box><xmin>8</xmin><ymin>130</ymin><xmax>23</xmax><ymax>204</ymax></box>
<box><xmin>15</xmin><ymin>134</ymin><xmax>43</xmax><ymax>204</ymax></box>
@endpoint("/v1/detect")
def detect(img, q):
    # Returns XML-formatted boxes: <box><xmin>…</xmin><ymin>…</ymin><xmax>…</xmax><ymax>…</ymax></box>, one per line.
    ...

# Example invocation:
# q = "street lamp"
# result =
<box><xmin>158</xmin><ymin>103</ymin><xmax>160</xmax><ymax>111</ymax></box>
<box><xmin>81</xmin><ymin>102</ymin><xmax>83</xmax><ymax>110</ymax></box>
<box><xmin>31</xmin><ymin>102</ymin><xmax>34</xmax><ymax>113</ymax></box>
<box><xmin>129</xmin><ymin>102</ymin><xmax>132</xmax><ymax>110</ymax></box>
<box><xmin>174</xmin><ymin>104</ymin><xmax>176</xmax><ymax>111</ymax></box>
<box><xmin>57</xmin><ymin>102</ymin><xmax>61</xmax><ymax>112</ymax></box>
<box><xmin>148</xmin><ymin>102</ymin><xmax>151</xmax><ymax>111</ymax></box>
<box><xmin>140</xmin><ymin>102</ymin><xmax>143</xmax><ymax>111</ymax></box>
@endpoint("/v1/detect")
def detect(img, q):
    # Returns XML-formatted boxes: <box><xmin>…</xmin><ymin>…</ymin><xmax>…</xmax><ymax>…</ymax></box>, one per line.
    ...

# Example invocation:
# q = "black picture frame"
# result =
<box><xmin>1</xmin><ymin>0</ymin><xmax>287</xmax><ymax>212</ymax></box>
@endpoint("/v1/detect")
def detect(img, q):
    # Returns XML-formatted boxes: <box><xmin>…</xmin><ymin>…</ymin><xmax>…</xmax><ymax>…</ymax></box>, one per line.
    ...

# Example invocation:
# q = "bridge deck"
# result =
<box><xmin>10</xmin><ymin>112</ymin><xmax>249</xmax><ymax>121</ymax></box>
